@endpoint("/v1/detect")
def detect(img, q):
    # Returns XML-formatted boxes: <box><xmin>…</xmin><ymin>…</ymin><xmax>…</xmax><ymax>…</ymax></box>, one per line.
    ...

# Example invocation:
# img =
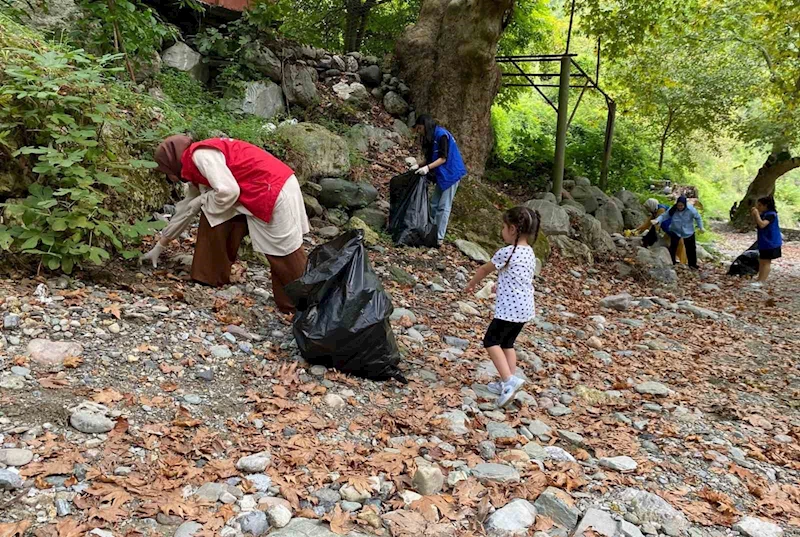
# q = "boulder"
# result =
<box><xmin>346</xmin><ymin>124</ymin><xmax>399</xmax><ymax>154</ymax></box>
<box><xmin>333</xmin><ymin>82</ymin><xmax>370</xmax><ymax>109</ymax></box>
<box><xmin>523</xmin><ymin>200</ymin><xmax>570</xmax><ymax>236</ymax></box>
<box><xmin>591</xmin><ymin>186</ymin><xmax>613</xmax><ymax>207</ymax></box>
<box><xmin>303</xmin><ymin>194</ymin><xmax>324</xmax><ymax>218</ymax></box>
<box><xmin>455</xmin><ymin>240</ymin><xmax>491</xmax><ymax>263</ymax></box>
<box><xmin>570</xmin><ymin>184</ymin><xmax>598</xmax><ymax>214</ymax></box>
<box><xmin>535</xmin><ymin>192</ymin><xmax>557</xmax><ymax>204</ymax></box>
<box><xmin>282</xmin><ymin>64</ymin><xmax>319</xmax><ymax>107</ymax></box>
<box><xmin>10</xmin><ymin>0</ymin><xmax>79</xmax><ymax>31</ymax></box>
<box><xmin>243</xmin><ymin>45</ymin><xmax>282</xmax><ymax>82</ymax></box>
<box><xmin>561</xmin><ymin>199</ymin><xmax>586</xmax><ymax>216</ymax></box>
<box><xmin>162</xmin><ymin>43</ymin><xmax>208</xmax><ymax>82</ymax></box>
<box><xmin>615</xmin><ymin>190</ymin><xmax>642</xmax><ymax>210</ymax></box>
<box><xmin>549</xmin><ymin>236</ymin><xmax>593</xmax><ymax>264</ymax></box>
<box><xmin>347</xmin><ymin>217</ymin><xmax>380</xmax><ymax>245</ymax></box>
<box><xmin>241</xmin><ymin>81</ymin><xmax>285</xmax><ymax>119</ymax></box>
<box><xmin>485</xmin><ymin>499</ymin><xmax>537</xmax><ymax>537</ymax></box>
<box><xmin>276</xmin><ymin>123</ymin><xmax>349</xmax><ymax>181</ymax></box>
<box><xmin>383</xmin><ymin>91</ymin><xmax>409</xmax><ymax>116</ymax></box>
<box><xmin>623</xmin><ymin>207</ymin><xmax>648</xmax><ymax>230</ymax></box>
<box><xmin>358</xmin><ymin>65</ymin><xmax>382</xmax><ymax>86</ymax></box>
<box><xmin>574</xmin><ymin>214</ymin><xmax>615</xmax><ymax>253</ymax></box>
<box><xmin>575</xmin><ymin>176</ymin><xmax>591</xmax><ymax>187</ymax></box>
<box><xmin>392</xmin><ymin>119</ymin><xmax>412</xmax><ymax>138</ymax></box>
<box><xmin>319</xmin><ymin>178</ymin><xmax>378</xmax><ymax>209</ymax></box>
<box><xmin>352</xmin><ymin>207</ymin><xmax>387</xmax><ymax>231</ymax></box>
<box><xmin>595</xmin><ymin>202</ymin><xmax>624</xmax><ymax>235</ymax></box>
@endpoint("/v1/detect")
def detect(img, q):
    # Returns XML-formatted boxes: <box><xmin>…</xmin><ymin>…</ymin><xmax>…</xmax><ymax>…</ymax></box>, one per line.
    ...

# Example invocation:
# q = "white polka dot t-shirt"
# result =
<box><xmin>492</xmin><ymin>245</ymin><xmax>536</xmax><ymax>323</ymax></box>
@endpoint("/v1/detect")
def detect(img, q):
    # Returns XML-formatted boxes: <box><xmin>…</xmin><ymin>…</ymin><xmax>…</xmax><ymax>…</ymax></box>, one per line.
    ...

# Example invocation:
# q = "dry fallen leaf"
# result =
<box><xmin>0</xmin><ymin>520</ymin><xmax>32</xmax><ymax>537</ymax></box>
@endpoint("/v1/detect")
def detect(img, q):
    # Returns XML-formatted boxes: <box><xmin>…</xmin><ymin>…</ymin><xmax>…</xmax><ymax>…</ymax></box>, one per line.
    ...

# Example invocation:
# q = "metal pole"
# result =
<box><xmin>599</xmin><ymin>100</ymin><xmax>617</xmax><ymax>191</ymax></box>
<box><xmin>552</xmin><ymin>54</ymin><xmax>571</xmax><ymax>202</ymax></box>
<box><xmin>566</xmin><ymin>0</ymin><xmax>577</xmax><ymax>54</ymax></box>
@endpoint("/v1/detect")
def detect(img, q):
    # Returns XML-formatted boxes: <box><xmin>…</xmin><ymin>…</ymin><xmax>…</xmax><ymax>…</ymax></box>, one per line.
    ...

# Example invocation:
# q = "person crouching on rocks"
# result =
<box><xmin>653</xmin><ymin>195</ymin><xmax>704</xmax><ymax>269</ymax></box>
<box><xmin>141</xmin><ymin>135</ymin><xmax>309</xmax><ymax>314</ymax></box>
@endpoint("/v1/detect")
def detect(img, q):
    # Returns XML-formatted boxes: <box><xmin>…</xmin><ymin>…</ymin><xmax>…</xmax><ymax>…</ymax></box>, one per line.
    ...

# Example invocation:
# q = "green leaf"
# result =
<box><xmin>61</xmin><ymin>256</ymin><xmax>74</xmax><ymax>274</ymax></box>
<box><xmin>21</xmin><ymin>236</ymin><xmax>40</xmax><ymax>250</ymax></box>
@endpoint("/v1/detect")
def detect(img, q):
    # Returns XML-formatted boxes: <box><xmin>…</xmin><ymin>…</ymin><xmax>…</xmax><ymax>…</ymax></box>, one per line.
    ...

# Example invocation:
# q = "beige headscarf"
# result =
<box><xmin>154</xmin><ymin>135</ymin><xmax>193</xmax><ymax>180</ymax></box>
<box><xmin>645</xmin><ymin>198</ymin><xmax>659</xmax><ymax>214</ymax></box>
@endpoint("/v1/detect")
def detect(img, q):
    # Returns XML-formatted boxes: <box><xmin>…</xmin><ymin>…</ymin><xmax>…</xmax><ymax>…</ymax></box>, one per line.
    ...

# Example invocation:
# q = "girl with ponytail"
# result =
<box><xmin>466</xmin><ymin>206</ymin><xmax>540</xmax><ymax>408</ymax></box>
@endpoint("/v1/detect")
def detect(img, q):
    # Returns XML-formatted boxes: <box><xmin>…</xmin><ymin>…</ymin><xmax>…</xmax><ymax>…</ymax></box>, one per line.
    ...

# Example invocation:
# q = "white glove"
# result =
<box><xmin>410</xmin><ymin>164</ymin><xmax>419</xmax><ymax>171</ymax></box>
<box><xmin>140</xmin><ymin>242</ymin><xmax>164</xmax><ymax>268</ymax></box>
<box><xmin>651</xmin><ymin>219</ymin><xmax>660</xmax><ymax>226</ymax></box>
<box><xmin>415</xmin><ymin>165</ymin><xmax>430</xmax><ymax>175</ymax></box>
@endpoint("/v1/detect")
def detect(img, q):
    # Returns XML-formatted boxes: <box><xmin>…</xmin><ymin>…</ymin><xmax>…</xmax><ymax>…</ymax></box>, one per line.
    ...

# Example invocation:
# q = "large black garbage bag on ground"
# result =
<box><xmin>285</xmin><ymin>230</ymin><xmax>406</xmax><ymax>382</ymax></box>
<box><xmin>388</xmin><ymin>171</ymin><xmax>439</xmax><ymax>247</ymax></box>
<box><xmin>728</xmin><ymin>241</ymin><xmax>760</xmax><ymax>276</ymax></box>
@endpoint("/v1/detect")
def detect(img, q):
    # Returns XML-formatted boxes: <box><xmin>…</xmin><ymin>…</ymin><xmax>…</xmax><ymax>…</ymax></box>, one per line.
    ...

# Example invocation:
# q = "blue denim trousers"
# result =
<box><xmin>430</xmin><ymin>181</ymin><xmax>459</xmax><ymax>243</ymax></box>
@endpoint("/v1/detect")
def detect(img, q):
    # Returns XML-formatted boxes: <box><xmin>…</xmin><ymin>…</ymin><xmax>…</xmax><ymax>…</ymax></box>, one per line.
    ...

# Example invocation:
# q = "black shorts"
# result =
<box><xmin>483</xmin><ymin>319</ymin><xmax>525</xmax><ymax>349</ymax></box>
<box><xmin>759</xmin><ymin>247</ymin><xmax>782</xmax><ymax>260</ymax></box>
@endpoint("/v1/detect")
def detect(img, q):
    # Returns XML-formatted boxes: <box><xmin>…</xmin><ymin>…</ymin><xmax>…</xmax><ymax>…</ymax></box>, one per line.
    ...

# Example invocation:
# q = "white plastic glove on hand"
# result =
<box><xmin>140</xmin><ymin>242</ymin><xmax>164</xmax><ymax>268</ymax></box>
<box><xmin>415</xmin><ymin>165</ymin><xmax>430</xmax><ymax>175</ymax></box>
<box><xmin>410</xmin><ymin>164</ymin><xmax>419</xmax><ymax>171</ymax></box>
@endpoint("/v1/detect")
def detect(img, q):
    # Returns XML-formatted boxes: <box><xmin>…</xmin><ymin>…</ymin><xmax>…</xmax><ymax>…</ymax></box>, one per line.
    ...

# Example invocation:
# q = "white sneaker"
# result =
<box><xmin>487</xmin><ymin>381</ymin><xmax>503</xmax><ymax>395</ymax></box>
<box><xmin>497</xmin><ymin>377</ymin><xmax>525</xmax><ymax>408</ymax></box>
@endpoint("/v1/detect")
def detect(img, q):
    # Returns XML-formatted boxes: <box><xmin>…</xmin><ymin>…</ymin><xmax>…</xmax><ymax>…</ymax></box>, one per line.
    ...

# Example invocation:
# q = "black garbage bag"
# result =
<box><xmin>388</xmin><ymin>171</ymin><xmax>439</xmax><ymax>247</ymax></box>
<box><xmin>728</xmin><ymin>241</ymin><xmax>760</xmax><ymax>276</ymax></box>
<box><xmin>285</xmin><ymin>230</ymin><xmax>406</xmax><ymax>383</ymax></box>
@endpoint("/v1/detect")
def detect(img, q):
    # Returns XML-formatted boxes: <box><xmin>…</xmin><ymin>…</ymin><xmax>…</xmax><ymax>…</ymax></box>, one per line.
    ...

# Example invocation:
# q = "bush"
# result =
<box><xmin>0</xmin><ymin>15</ymin><xmax>167</xmax><ymax>273</ymax></box>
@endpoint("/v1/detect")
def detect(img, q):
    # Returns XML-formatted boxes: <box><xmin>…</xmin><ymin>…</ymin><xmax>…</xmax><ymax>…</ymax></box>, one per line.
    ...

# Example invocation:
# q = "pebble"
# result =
<box><xmin>108</xmin><ymin>323</ymin><xmax>120</xmax><ymax>334</ymax></box>
<box><xmin>195</xmin><ymin>369</ymin><xmax>214</xmax><ymax>381</ymax></box>
<box><xmin>340</xmin><ymin>483</ymin><xmax>370</xmax><ymax>503</ymax></box>
<box><xmin>309</xmin><ymin>364</ymin><xmax>327</xmax><ymax>377</ymax></box>
<box><xmin>239</xmin><ymin>511</ymin><xmax>269</xmax><ymax>536</ymax></box>
<box><xmin>486</xmin><ymin>498</ymin><xmax>538</xmax><ymax>536</ymax></box>
<box><xmin>0</xmin><ymin>469</ymin><xmax>23</xmax><ymax>490</ymax></box>
<box><xmin>55</xmin><ymin>498</ymin><xmax>72</xmax><ymax>517</ymax></box>
<box><xmin>246</xmin><ymin>474</ymin><xmax>272</xmax><ymax>492</ymax></box>
<box><xmin>471</xmin><ymin>463</ymin><xmax>520</xmax><ymax>483</ymax></box>
<box><xmin>479</xmin><ymin>440</ymin><xmax>497</xmax><ymax>460</ymax></box>
<box><xmin>3</xmin><ymin>313</ymin><xmax>20</xmax><ymax>329</ymax></box>
<box><xmin>183</xmin><ymin>394</ymin><xmax>202</xmax><ymax>405</ymax></box>
<box><xmin>548</xmin><ymin>405</ymin><xmax>572</xmax><ymax>417</ymax></box>
<box><xmin>534</xmin><ymin>487</ymin><xmax>580</xmax><ymax>530</ymax></box>
<box><xmin>599</xmin><ymin>456</ymin><xmax>638</xmax><ymax>472</ymax></box>
<box><xmin>236</xmin><ymin>453</ymin><xmax>271</xmax><ymax>473</ymax></box>
<box><xmin>210</xmin><ymin>345</ymin><xmax>233</xmax><ymax>359</ymax></box>
<box><xmin>635</xmin><ymin>381</ymin><xmax>670</xmax><ymax>396</ymax></box>
<box><xmin>70</xmin><ymin>410</ymin><xmax>114</xmax><ymax>434</ymax></box>
<box><xmin>734</xmin><ymin>516</ymin><xmax>784</xmax><ymax>537</ymax></box>
<box><xmin>10</xmin><ymin>366</ymin><xmax>30</xmax><ymax>377</ymax></box>
<box><xmin>314</xmin><ymin>488</ymin><xmax>341</xmax><ymax>505</ymax></box>
<box><xmin>265</xmin><ymin>503</ymin><xmax>293</xmax><ymax>528</ymax></box>
<box><xmin>412</xmin><ymin>465</ymin><xmax>444</xmax><ymax>495</ymax></box>
<box><xmin>341</xmin><ymin>501</ymin><xmax>362</xmax><ymax>513</ymax></box>
<box><xmin>323</xmin><ymin>393</ymin><xmax>346</xmax><ymax>409</ymax></box>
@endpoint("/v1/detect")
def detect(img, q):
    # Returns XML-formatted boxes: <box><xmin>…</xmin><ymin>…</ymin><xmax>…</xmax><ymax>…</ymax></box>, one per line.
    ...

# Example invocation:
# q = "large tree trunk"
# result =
<box><xmin>395</xmin><ymin>0</ymin><xmax>514</xmax><ymax>177</ymax></box>
<box><xmin>731</xmin><ymin>151</ymin><xmax>800</xmax><ymax>229</ymax></box>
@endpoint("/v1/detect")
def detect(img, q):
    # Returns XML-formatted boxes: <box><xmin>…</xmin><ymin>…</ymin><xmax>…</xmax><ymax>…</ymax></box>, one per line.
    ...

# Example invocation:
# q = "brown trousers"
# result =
<box><xmin>191</xmin><ymin>214</ymin><xmax>307</xmax><ymax>313</ymax></box>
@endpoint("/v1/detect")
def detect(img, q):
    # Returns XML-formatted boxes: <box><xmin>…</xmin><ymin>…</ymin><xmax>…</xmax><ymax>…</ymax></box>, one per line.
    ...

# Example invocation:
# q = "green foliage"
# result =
<box><xmin>0</xmin><ymin>16</ymin><xmax>166</xmax><ymax>272</ymax></box>
<box><xmin>72</xmin><ymin>0</ymin><xmax>178</xmax><ymax>64</ymax></box>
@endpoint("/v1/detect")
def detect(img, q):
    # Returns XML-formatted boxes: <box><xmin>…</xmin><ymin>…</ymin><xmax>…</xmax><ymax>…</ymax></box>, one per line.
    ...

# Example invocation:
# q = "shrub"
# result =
<box><xmin>0</xmin><ymin>15</ymin><xmax>166</xmax><ymax>273</ymax></box>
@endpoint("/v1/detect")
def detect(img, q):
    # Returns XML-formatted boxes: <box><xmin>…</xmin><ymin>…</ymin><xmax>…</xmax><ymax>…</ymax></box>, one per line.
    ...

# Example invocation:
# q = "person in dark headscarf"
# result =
<box><xmin>653</xmin><ymin>195</ymin><xmax>704</xmax><ymax>268</ymax></box>
<box><xmin>141</xmin><ymin>135</ymin><xmax>309</xmax><ymax>313</ymax></box>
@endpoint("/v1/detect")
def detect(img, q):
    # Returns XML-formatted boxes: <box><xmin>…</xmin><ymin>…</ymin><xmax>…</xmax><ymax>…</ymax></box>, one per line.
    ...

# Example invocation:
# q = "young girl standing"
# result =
<box><xmin>751</xmin><ymin>196</ymin><xmax>783</xmax><ymax>282</ymax></box>
<box><xmin>466</xmin><ymin>207</ymin><xmax>540</xmax><ymax>408</ymax></box>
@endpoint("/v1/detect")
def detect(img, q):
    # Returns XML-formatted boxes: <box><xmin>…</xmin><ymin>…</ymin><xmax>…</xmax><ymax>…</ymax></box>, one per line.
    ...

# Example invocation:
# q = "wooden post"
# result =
<box><xmin>552</xmin><ymin>54</ymin><xmax>570</xmax><ymax>202</ymax></box>
<box><xmin>599</xmin><ymin>100</ymin><xmax>616</xmax><ymax>191</ymax></box>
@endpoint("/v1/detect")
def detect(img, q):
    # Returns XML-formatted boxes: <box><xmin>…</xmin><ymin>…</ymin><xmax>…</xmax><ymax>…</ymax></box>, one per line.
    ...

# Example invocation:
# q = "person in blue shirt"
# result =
<box><xmin>653</xmin><ymin>195</ymin><xmax>704</xmax><ymax>268</ymax></box>
<box><xmin>411</xmin><ymin>114</ymin><xmax>468</xmax><ymax>247</ymax></box>
<box><xmin>750</xmin><ymin>196</ymin><xmax>782</xmax><ymax>282</ymax></box>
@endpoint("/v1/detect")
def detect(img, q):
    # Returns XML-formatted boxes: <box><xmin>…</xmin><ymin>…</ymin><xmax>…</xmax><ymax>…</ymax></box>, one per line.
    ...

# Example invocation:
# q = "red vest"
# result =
<box><xmin>181</xmin><ymin>138</ymin><xmax>294</xmax><ymax>223</ymax></box>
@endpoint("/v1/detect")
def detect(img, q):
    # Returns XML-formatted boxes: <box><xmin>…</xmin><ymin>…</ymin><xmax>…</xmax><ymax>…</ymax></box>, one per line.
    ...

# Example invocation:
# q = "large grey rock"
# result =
<box><xmin>615</xmin><ymin>190</ymin><xmax>643</xmax><ymax>210</ymax></box>
<box><xmin>570</xmin><ymin>184</ymin><xmax>599</xmax><ymax>214</ymax></box>
<box><xmin>70</xmin><ymin>410</ymin><xmax>114</xmax><ymax>434</ymax></box>
<box><xmin>319</xmin><ymin>178</ymin><xmax>378</xmax><ymax>209</ymax></box>
<box><xmin>637</xmin><ymin>247</ymin><xmax>672</xmax><ymax>269</ymax></box>
<box><xmin>241</xmin><ymin>81</ymin><xmax>285</xmax><ymax>119</ymax></box>
<box><xmin>549</xmin><ymin>236</ymin><xmax>593</xmax><ymax>264</ymax></box>
<box><xmin>617</xmin><ymin>488</ymin><xmax>689</xmax><ymax>536</ymax></box>
<box><xmin>346</xmin><ymin>124</ymin><xmax>399</xmax><ymax>154</ymax></box>
<box><xmin>575</xmin><ymin>176</ymin><xmax>591</xmax><ymax>187</ymax></box>
<box><xmin>599</xmin><ymin>293</ymin><xmax>632</xmax><ymax>311</ymax></box>
<box><xmin>574</xmin><ymin>508</ymin><xmax>644</xmax><ymax>537</ymax></box>
<box><xmin>623</xmin><ymin>207</ymin><xmax>649</xmax><ymax>230</ymax></box>
<box><xmin>487</xmin><ymin>422</ymin><xmax>518</xmax><ymax>442</ymax></box>
<box><xmin>358</xmin><ymin>65</ymin><xmax>382</xmax><ymax>86</ymax></box>
<box><xmin>595</xmin><ymin>202</ymin><xmax>625</xmax><ymax>235</ymax></box>
<box><xmin>27</xmin><ymin>339</ymin><xmax>82</xmax><ymax>366</ymax></box>
<box><xmin>383</xmin><ymin>91</ymin><xmax>409</xmax><ymax>116</ymax></box>
<box><xmin>599</xmin><ymin>456</ymin><xmax>638</xmax><ymax>472</ymax></box>
<box><xmin>534</xmin><ymin>487</ymin><xmax>580</xmax><ymax>530</ymax></box>
<box><xmin>575</xmin><ymin>214</ymin><xmax>615</xmax><ymax>253</ymax></box>
<box><xmin>276</xmin><ymin>123</ymin><xmax>349</xmax><ymax>181</ymax></box>
<box><xmin>522</xmin><ymin>442</ymin><xmax>548</xmax><ymax>461</ymax></box>
<box><xmin>352</xmin><ymin>207</ymin><xmax>386</xmax><ymax>231</ymax></box>
<box><xmin>486</xmin><ymin>499</ymin><xmax>537</xmax><ymax>537</ymax></box>
<box><xmin>455</xmin><ymin>240</ymin><xmax>491</xmax><ymax>263</ymax></box>
<box><xmin>162</xmin><ymin>43</ymin><xmax>208</xmax><ymax>82</ymax></box>
<box><xmin>561</xmin><ymin>199</ymin><xmax>587</xmax><ymax>217</ymax></box>
<box><xmin>333</xmin><ymin>82</ymin><xmax>370</xmax><ymax>109</ymax></box>
<box><xmin>283</xmin><ymin>64</ymin><xmax>319</xmax><ymax>107</ymax></box>
<box><xmin>0</xmin><ymin>469</ymin><xmax>23</xmax><ymax>490</ymax></box>
<box><xmin>174</xmin><ymin>521</ymin><xmax>203</xmax><ymax>537</ymax></box>
<box><xmin>304</xmin><ymin>194</ymin><xmax>324</xmax><ymax>218</ymax></box>
<box><xmin>244</xmin><ymin>45</ymin><xmax>282</xmax><ymax>82</ymax></box>
<box><xmin>471</xmin><ymin>463</ymin><xmax>521</xmax><ymax>483</ymax></box>
<box><xmin>524</xmin><ymin>200</ymin><xmax>570</xmax><ymax>236</ymax></box>
<box><xmin>10</xmin><ymin>0</ymin><xmax>79</xmax><ymax>31</ymax></box>
<box><xmin>236</xmin><ymin>452</ymin><xmax>271</xmax><ymax>473</ymax></box>
<box><xmin>526</xmin><ymin>420</ymin><xmax>553</xmax><ymax>439</ymax></box>
<box><xmin>734</xmin><ymin>517</ymin><xmax>784</xmax><ymax>537</ymax></box>
<box><xmin>591</xmin><ymin>186</ymin><xmax>613</xmax><ymax>207</ymax></box>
